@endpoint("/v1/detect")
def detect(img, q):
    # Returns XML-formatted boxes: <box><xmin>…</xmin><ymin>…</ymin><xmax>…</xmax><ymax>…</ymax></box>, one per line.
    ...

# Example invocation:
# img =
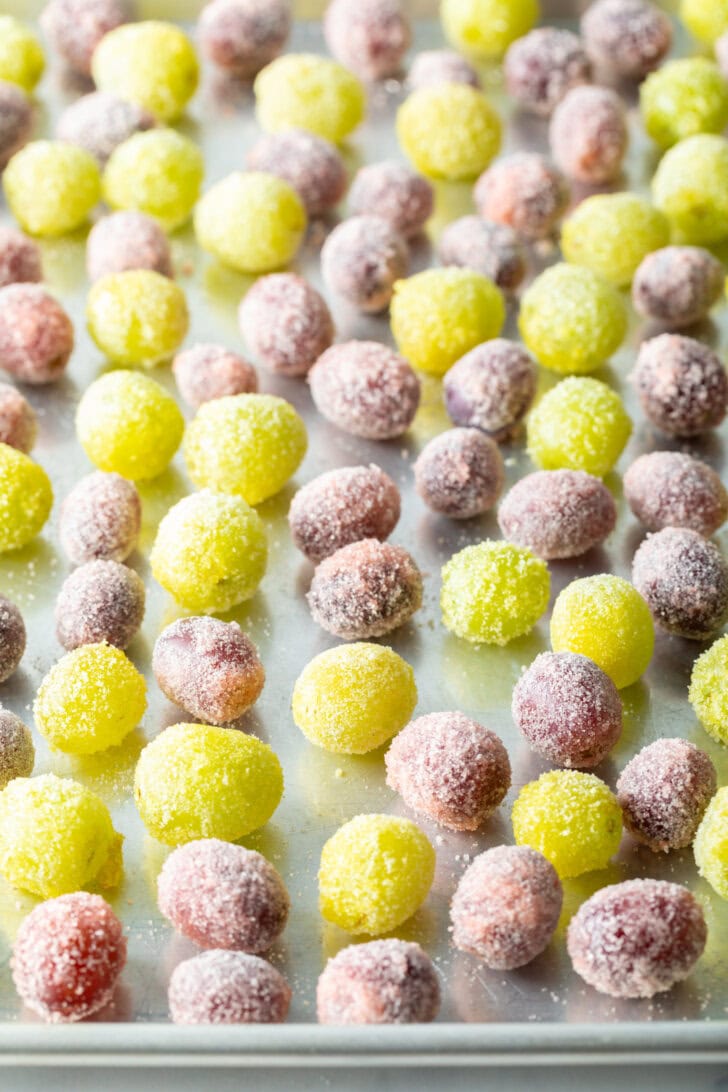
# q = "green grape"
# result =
<box><xmin>103</xmin><ymin>128</ymin><xmax>204</xmax><ymax>231</ymax></box>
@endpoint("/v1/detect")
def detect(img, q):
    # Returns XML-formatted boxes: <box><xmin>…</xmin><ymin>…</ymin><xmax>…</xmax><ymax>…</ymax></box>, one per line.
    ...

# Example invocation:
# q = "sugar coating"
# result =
<box><xmin>652</xmin><ymin>134</ymin><xmax>728</xmax><ymax>245</ymax></box>
<box><xmin>321</xmin><ymin>215</ymin><xmax>408</xmax><ymax>313</ymax></box>
<box><xmin>397</xmin><ymin>83</ymin><xmax>501</xmax><ymax>181</ymax></box>
<box><xmin>169</xmin><ymin>950</ymin><xmax>291</xmax><ymax>1024</ymax></box>
<box><xmin>385</xmin><ymin>711</ymin><xmax>511</xmax><ymax>831</ymax></box>
<box><xmin>103</xmin><ymin>128</ymin><xmax>203</xmax><ymax>232</ymax></box>
<box><xmin>498</xmin><ymin>470</ymin><xmax>617</xmax><ymax>560</ymax></box>
<box><xmin>504</xmin><ymin>27</ymin><xmax>591</xmax><ymax>117</ymax></box>
<box><xmin>617</xmin><ymin>738</ymin><xmax>716</xmax><ymax>852</ymax></box>
<box><xmin>581</xmin><ymin>0</ymin><xmax>672</xmax><ymax>78</ymax></box>
<box><xmin>87</xmin><ymin>212</ymin><xmax>172</xmax><ymax>284</ymax></box>
<box><xmin>184</xmin><ymin>393</ymin><xmax>307</xmax><ymax>505</ymax></box>
<box><xmin>390</xmin><ymin>268</ymin><xmax>505</xmax><ymax>376</ymax></box>
<box><xmin>0</xmin><ymin>442</ymin><xmax>53</xmax><ymax>552</ymax></box>
<box><xmin>319</xmin><ymin>814</ymin><xmax>435</xmax><ymax>934</ymax></box>
<box><xmin>527</xmin><ymin>377</ymin><xmax>632</xmax><ymax>477</ymax></box>
<box><xmin>92</xmin><ymin>21</ymin><xmax>199</xmax><ymax>123</ymax></box>
<box><xmin>512</xmin><ymin>651</ymin><xmax>622</xmax><ymax>768</ymax></box>
<box><xmin>642</xmin><ymin>57</ymin><xmax>728</xmax><ymax>151</ymax></box>
<box><xmin>439</xmin><ymin>217</ymin><xmax>526</xmax><ymax>293</ymax></box>
<box><xmin>0</xmin><ymin>594</ymin><xmax>26</xmax><ymax>682</ymax></box>
<box><xmin>623</xmin><ymin>451</ymin><xmax>728</xmax><ymax>537</ymax></box>
<box><xmin>0</xmin><ymin>81</ymin><xmax>32</xmax><ymax>170</ymax></box>
<box><xmin>173</xmin><ymin>343</ymin><xmax>257</xmax><ymax>409</ymax></box>
<box><xmin>694</xmin><ymin>787</ymin><xmax>728</xmax><ymax>897</ymax></box>
<box><xmin>0</xmin><ymin>773</ymin><xmax>122</xmax><ymax>897</ymax></box>
<box><xmin>632</xmin><ymin>527</ymin><xmax>728</xmax><ymax>640</ymax></box>
<box><xmin>550</xmin><ymin>574</ymin><xmax>654</xmax><ymax>690</ymax></box>
<box><xmin>441</xmin><ymin>540</ymin><xmax>550</xmax><ymax>646</ymax></box>
<box><xmin>35</xmin><ymin>642</ymin><xmax>146</xmax><ymax>755</ymax></box>
<box><xmin>309</xmin><ymin>341</ymin><xmax>420</xmax><ymax>439</ymax></box>
<box><xmin>317</xmin><ymin>939</ymin><xmax>440</xmax><ymax>1024</ymax></box>
<box><xmin>441</xmin><ymin>0</ymin><xmax>539</xmax><ymax>59</ymax></box>
<box><xmin>195</xmin><ymin>171</ymin><xmax>306</xmax><ymax>274</ymax></box>
<box><xmin>86</xmin><ymin>270</ymin><xmax>189</xmax><ymax>366</ymax></box>
<box><xmin>153</xmin><ymin>616</ymin><xmax>265</xmax><ymax>725</ymax></box>
<box><xmin>408</xmin><ymin>49</ymin><xmax>480</xmax><ymax>90</ymax></box>
<box><xmin>349</xmin><ymin>162</ymin><xmax>433</xmax><ymax>240</ymax></box>
<box><xmin>443</xmin><ymin>339</ymin><xmax>536</xmax><ymax>440</ymax></box>
<box><xmin>549</xmin><ymin>85</ymin><xmax>627</xmax><ymax>184</ymax></box>
<box><xmin>0</xmin><ymin>226</ymin><xmax>41</xmax><ymax>288</ymax></box>
<box><xmin>12</xmin><ymin>893</ymin><xmax>126</xmax><ymax>1023</ymax></box>
<box><xmin>239</xmin><ymin>273</ymin><xmax>334</xmax><ymax>377</ymax></box>
<box><xmin>3</xmin><ymin>140</ymin><xmax>100</xmax><ymax>237</ymax></box>
<box><xmin>474</xmin><ymin>153</ymin><xmax>569</xmax><ymax>241</ymax></box>
<box><xmin>76</xmin><ymin>370</ymin><xmax>184</xmax><ymax>480</ymax></box>
<box><xmin>567</xmin><ymin>879</ymin><xmax>706</xmax><ymax>997</ymax></box>
<box><xmin>158</xmin><ymin>839</ymin><xmax>288</xmax><ymax>952</ymax></box>
<box><xmin>680</xmin><ymin>0</ymin><xmax>728</xmax><ymax>43</ymax></box>
<box><xmin>54</xmin><ymin>560</ymin><xmax>146</xmax><ymax>651</ymax></box>
<box><xmin>199</xmin><ymin>0</ymin><xmax>290</xmax><ymax>77</ymax></box>
<box><xmin>247</xmin><ymin>129</ymin><xmax>346</xmax><ymax>217</ymax></box>
<box><xmin>59</xmin><ymin>471</ymin><xmax>141</xmax><ymax>565</ymax></box>
<box><xmin>0</xmin><ymin>284</ymin><xmax>73</xmax><ymax>385</ymax></box>
<box><xmin>308</xmin><ymin>539</ymin><xmax>422</xmax><ymax>639</ymax></box>
<box><xmin>254</xmin><ymin>53</ymin><xmax>365</xmax><ymax>143</ymax></box>
<box><xmin>292</xmin><ymin>642</ymin><xmax>416</xmax><ymax>754</ymax></box>
<box><xmin>519</xmin><ymin>263</ymin><xmax>627</xmax><ymax>374</ymax></box>
<box><xmin>561</xmin><ymin>194</ymin><xmax>669</xmax><ymax>288</ymax></box>
<box><xmin>150</xmin><ymin>491</ymin><xmax>267</xmax><ymax>613</ymax></box>
<box><xmin>41</xmin><ymin>0</ymin><xmax>131</xmax><ymax>76</ymax></box>
<box><xmin>0</xmin><ymin>382</ymin><xmax>37</xmax><ymax>453</ymax></box>
<box><xmin>56</xmin><ymin>92</ymin><xmax>156</xmax><ymax>168</ymax></box>
<box><xmin>632</xmin><ymin>334</ymin><xmax>728</xmax><ymax>438</ymax></box>
<box><xmin>288</xmin><ymin>464</ymin><xmax>400</xmax><ymax>563</ymax></box>
<box><xmin>134</xmin><ymin>723</ymin><xmax>283</xmax><ymax>845</ymax></box>
<box><xmin>324</xmin><ymin>0</ymin><xmax>411</xmax><ymax>81</ymax></box>
<box><xmin>450</xmin><ymin>846</ymin><xmax>562</xmax><ymax>968</ymax></box>
<box><xmin>689</xmin><ymin>635</ymin><xmax>728</xmax><ymax>744</ymax></box>
<box><xmin>0</xmin><ymin>710</ymin><xmax>33</xmax><ymax>788</ymax></box>
<box><xmin>632</xmin><ymin>246</ymin><xmax>724</xmax><ymax>329</ymax></box>
<box><xmin>415</xmin><ymin>428</ymin><xmax>504</xmax><ymax>520</ymax></box>
<box><xmin>513</xmin><ymin>770</ymin><xmax>622</xmax><ymax>878</ymax></box>
<box><xmin>0</xmin><ymin>17</ymin><xmax>44</xmax><ymax>92</ymax></box>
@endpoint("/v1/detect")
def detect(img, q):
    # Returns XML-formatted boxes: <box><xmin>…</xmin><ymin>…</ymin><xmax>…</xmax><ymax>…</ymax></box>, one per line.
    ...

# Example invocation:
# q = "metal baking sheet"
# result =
<box><xmin>1</xmin><ymin>0</ymin><xmax>728</xmax><ymax>1066</ymax></box>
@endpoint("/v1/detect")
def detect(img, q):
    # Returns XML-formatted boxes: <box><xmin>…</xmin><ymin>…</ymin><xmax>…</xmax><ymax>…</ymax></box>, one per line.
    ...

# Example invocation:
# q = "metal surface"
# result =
<box><xmin>1</xmin><ymin>3</ymin><xmax>728</xmax><ymax>1065</ymax></box>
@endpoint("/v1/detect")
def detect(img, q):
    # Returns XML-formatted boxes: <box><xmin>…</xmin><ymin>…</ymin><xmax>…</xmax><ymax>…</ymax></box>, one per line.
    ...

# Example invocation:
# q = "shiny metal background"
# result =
<box><xmin>1</xmin><ymin>0</ymin><xmax>728</xmax><ymax>1064</ymax></box>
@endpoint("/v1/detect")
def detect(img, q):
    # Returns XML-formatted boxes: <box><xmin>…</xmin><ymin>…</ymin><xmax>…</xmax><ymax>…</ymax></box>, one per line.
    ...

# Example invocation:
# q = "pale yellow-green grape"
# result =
<box><xmin>0</xmin><ymin>16</ymin><xmax>44</xmax><ymax>92</ymax></box>
<box><xmin>560</xmin><ymin>195</ymin><xmax>670</xmax><ymax>288</ymax></box>
<box><xmin>150</xmin><ymin>490</ymin><xmax>267</xmax><ymax>612</ymax></box>
<box><xmin>183</xmin><ymin>393</ymin><xmax>307</xmax><ymax>505</ymax></box>
<box><xmin>441</xmin><ymin>0</ymin><xmax>539</xmax><ymax>59</ymax></box>
<box><xmin>134</xmin><ymin>723</ymin><xmax>283</xmax><ymax>845</ymax></box>
<box><xmin>194</xmin><ymin>171</ymin><xmax>306</xmax><ymax>274</ymax></box>
<box><xmin>102</xmin><ymin>128</ymin><xmax>204</xmax><ymax>231</ymax></box>
<box><xmin>86</xmin><ymin>270</ymin><xmax>189</xmax><ymax>366</ymax></box>
<box><xmin>318</xmin><ymin>814</ymin><xmax>435</xmax><ymax>934</ymax></box>
<box><xmin>512</xmin><ymin>770</ymin><xmax>622</xmax><ymax>878</ymax></box>
<box><xmin>527</xmin><ymin>377</ymin><xmax>632</xmax><ymax>477</ymax></box>
<box><xmin>34</xmin><ymin>643</ymin><xmax>146</xmax><ymax>755</ymax></box>
<box><xmin>254</xmin><ymin>53</ymin><xmax>365</xmax><ymax>142</ymax></box>
<box><xmin>397</xmin><ymin>84</ymin><xmax>501</xmax><ymax>181</ymax></box>
<box><xmin>519</xmin><ymin>263</ymin><xmax>628</xmax><ymax>371</ymax></box>
<box><xmin>551</xmin><ymin>574</ymin><xmax>654</xmax><ymax>689</ymax></box>
<box><xmin>92</xmin><ymin>21</ymin><xmax>199</xmax><ymax>122</ymax></box>
<box><xmin>694</xmin><ymin>787</ymin><xmax>728</xmax><ymax>898</ymax></box>
<box><xmin>292</xmin><ymin>642</ymin><xmax>417</xmax><ymax>754</ymax></box>
<box><xmin>0</xmin><ymin>773</ymin><xmax>123</xmax><ymax>897</ymax></box>
<box><xmin>689</xmin><ymin>634</ymin><xmax>728</xmax><ymax>744</ymax></box>
<box><xmin>390</xmin><ymin>267</ymin><xmax>504</xmax><ymax>375</ymax></box>
<box><xmin>641</xmin><ymin>58</ymin><xmax>728</xmax><ymax>149</ymax></box>
<box><xmin>0</xmin><ymin>442</ymin><xmax>52</xmax><ymax>552</ymax></box>
<box><xmin>441</xmin><ymin>540</ymin><xmax>550</xmax><ymax>645</ymax></box>
<box><xmin>680</xmin><ymin>0</ymin><xmax>728</xmax><ymax>42</ymax></box>
<box><xmin>3</xmin><ymin>141</ymin><xmax>100</xmax><ymax>236</ymax></box>
<box><xmin>76</xmin><ymin>370</ymin><xmax>184</xmax><ymax>480</ymax></box>
<box><xmin>653</xmin><ymin>134</ymin><xmax>728</xmax><ymax>245</ymax></box>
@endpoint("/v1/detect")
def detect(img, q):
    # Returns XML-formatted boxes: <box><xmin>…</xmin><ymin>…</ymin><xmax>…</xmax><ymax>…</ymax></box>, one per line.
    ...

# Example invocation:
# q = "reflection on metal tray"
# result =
<box><xmin>1</xmin><ymin>0</ymin><xmax>728</xmax><ymax>1067</ymax></box>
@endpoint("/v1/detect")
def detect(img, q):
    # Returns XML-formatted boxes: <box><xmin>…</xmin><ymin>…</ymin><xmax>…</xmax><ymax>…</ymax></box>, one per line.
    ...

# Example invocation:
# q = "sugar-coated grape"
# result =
<box><xmin>581</xmin><ymin>0</ymin><xmax>672</xmax><ymax>79</ymax></box>
<box><xmin>59</xmin><ymin>471</ymin><xmax>141</xmax><ymax>564</ymax></box>
<box><xmin>623</xmin><ymin>451</ymin><xmax>728</xmax><ymax>536</ymax></box>
<box><xmin>173</xmin><ymin>343</ymin><xmax>257</xmax><ymax>408</ymax></box>
<box><xmin>641</xmin><ymin>57</ymin><xmax>728</xmax><ymax>149</ymax></box>
<box><xmin>414</xmin><ymin>428</ymin><xmax>504</xmax><ymax>519</ymax></box>
<box><xmin>324</xmin><ymin>0</ymin><xmax>411</xmax><ymax>81</ymax></box>
<box><xmin>680</xmin><ymin>0</ymin><xmax>728</xmax><ymax>43</ymax></box>
<box><xmin>549</xmin><ymin>85</ymin><xmax>627</xmax><ymax>183</ymax></box>
<box><xmin>87</xmin><ymin>212</ymin><xmax>172</xmax><ymax>283</ymax></box>
<box><xmin>0</xmin><ymin>225</ymin><xmax>42</xmax><ymax>288</ymax></box>
<box><xmin>254</xmin><ymin>53</ymin><xmax>365</xmax><ymax>143</ymax></box>
<box><xmin>498</xmin><ymin>470</ymin><xmax>617</xmax><ymax>560</ymax></box>
<box><xmin>397</xmin><ymin>83</ymin><xmax>501</xmax><ymax>181</ymax></box>
<box><xmin>317</xmin><ymin>940</ymin><xmax>440</xmax><ymax>1025</ymax></box>
<box><xmin>86</xmin><ymin>270</ymin><xmax>189</xmax><ymax>366</ymax></box>
<box><xmin>103</xmin><ymin>128</ymin><xmax>203</xmax><ymax>232</ymax></box>
<box><xmin>408</xmin><ymin>49</ymin><xmax>480</xmax><ymax>90</ymax></box>
<box><xmin>309</xmin><ymin>341</ymin><xmax>420</xmax><ymax>438</ymax></box>
<box><xmin>443</xmin><ymin>339</ymin><xmax>536</xmax><ymax>441</ymax></box>
<box><xmin>0</xmin><ymin>710</ymin><xmax>34</xmax><ymax>788</ymax></box>
<box><xmin>239</xmin><ymin>273</ymin><xmax>334</xmax><ymax>377</ymax></box>
<box><xmin>54</xmin><ymin>560</ymin><xmax>145</xmax><ymax>651</ymax></box>
<box><xmin>632</xmin><ymin>333</ymin><xmax>728</xmax><ymax>437</ymax></box>
<box><xmin>694</xmin><ymin>787</ymin><xmax>728</xmax><ymax>897</ymax></box>
<box><xmin>527</xmin><ymin>377</ymin><xmax>632</xmax><ymax>477</ymax></box>
<box><xmin>0</xmin><ymin>81</ymin><xmax>32</xmax><ymax>170</ymax></box>
<box><xmin>474</xmin><ymin>153</ymin><xmax>569</xmax><ymax>241</ymax></box>
<box><xmin>0</xmin><ymin>284</ymin><xmax>73</xmax><ymax>385</ymax></box>
<box><xmin>632</xmin><ymin>527</ymin><xmax>728</xmax><ymax>639</ymax></box>
<box><xmin>632</xmin><ymin>245</ymin><xmax>724</xmax><ymax>328</ymax></box>
<box><xmin>0</xmin><ymin>16</ymin><xmax>44</xmax><ymax>92</ymax></box>
<box><xmin>441</xmin><ymin>0</ymin><xmax>539</xmax><ymax>59</ymax></box>
<box><xmin>41</xmin><ymin>0</ymin><xmax>131</xmax><ymax>76</ymax></box>
<box><xmin>247</xmin><ymin>129</ymin><xmax>346</xmax><ymax>217</ymax></box>
<box><xmin>0</xmin><ymin>383</ymin><xmax>36</xmax><ymax>453</ymax></box>
<box><xmin>0</xmin><ymin>443</ymin><xmax>53</xmax><ymax>552</ymax></box>
<box><xmin>438</xmin><ymin>217</ymin><xmax>526</xmax><ymax>292</ymax></box>
<box><xmin>504</xmin><ymin>27</ymin><xmax>591</xmax><ymax>116</ymax></box>
<box><xmin>4</xmin><ymin>141</ymin><xmax>100</xmax><ymax>237</ymax></box>
<box><xmin>321</xmin><ymin>215</ymin><xmax>408</xmax><ymax>313</ymax></box>
<box><xmin>0</xmin><ymin>594</ymin><xmax>25</xmax><ymax>682</ymax></box>
<box><xmin>199</xmin><ymin>0</ymin><xmax>290</xmax><ymax>77</ymax></box>
<box><xmin>349</xmin><ymin>161</ymin><xmax>433</xmax><ymax>239</ymax></box>
<box><xmin>689</xmin><ymin>635</ymin><xmax>728</xmax><ymax>744</ymax></box>
<box><xmin>92</xmin><ymin>21</ymin><xmax>199</xmax><ymax>123</ymax></box>
<box><xmin>56</xmin><ymin>92</ymin><xmax>156</xmax><ymax>167</ymax></box>
<box><xmin>168</xmin><ymin>950</ymin><xmax>291</xmax><ymax>1024</ymax></box>
<box><xmin>652</xmin><ymin>134</ymin><xmax>728</xmax><ymax>245</ymax></box>
<box><xmin>561</xmin><ymin>193</ymin><xmax>669</xmax><ymax>287</ymax></box>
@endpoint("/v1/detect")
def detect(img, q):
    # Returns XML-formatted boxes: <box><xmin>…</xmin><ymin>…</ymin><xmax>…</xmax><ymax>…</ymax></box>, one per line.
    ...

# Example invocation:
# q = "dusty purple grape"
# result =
<box><xmin>632</xmin><ymin>333</ymin><xmax>728</xmax><ymax>437</ymax></box>
<box><xmin>0</xmin><ymin>383</ymin><xmax>37</xmax><ymax>453</ymax></box>
<box><xmin>239</xmin><ymin>273</ymin><xmax>334</xmax><ymax>377</ymax></box>
<box><xmin>168</xmin><ymin>950</ymin><xmax>291</xmax><ymax>1024</ymax></box>
<box><xmin>504</xmin><ymin>27</ymin><xmax>591</xmax><ymax>116</ymax></box>
<box><xmin>59</xmin><ymin>471</ymin><xmax>141</xmax><ymax>565</ymax></box>
<box><xmin>408</xmin><ymin>49</ymin><xmax>480</xmax><ymax>90</ymax></box>
<box><xmin>317</xmin><ymin>940</ymin><xmax>440</xmax><ymax>1024</ymax></box>
<box><xmin>498</xmin><ymin>469</ymin><xmax>616</xmax><ymax>559</ymax></box>
<box><xmin>0</xmin><ymin>710</ymin><xmax>34</xmax><ymax>788</ymax></box>
<box><xmin>623</xmin><ymin>451</ymin><xmax>728</xmax><ymax>536</ymax></box>
<box><xmin>414</xmin><ymin>427</ymin><xmax>504</xmax><ymax>519</ymax></box>
<box><xmin>474</xmin><ymin>153</ymin><xmax>570</xmax><ymax>241</ymax></box>
<box><xmin>321</xmin><ymin>215</ymin><xmax>408</xmax><ymax>313</ymax></box>
<box><xmin>438</xmin><ymin>216</ymin><xmax>526</xmax><ymax>292</ymax></box>
<box><xmin>581</xmin><ymin>0</ymin><xmax>672</xmax><ymax>80</ymax></box>
<box><xmin>348</xmin><ymin>161</ymin><xmax>433</xmax><ymax>239</ymax></box>
<box><xmin>549</xmin><ymin>85</ymin><xmax>628</xmax><ymax>183</ymax></box>
<box><xmin>443</xmin><ymin>339</ymin><xmax>537</xmax><ymax>441</ymax></box>
<box><xmin>56</xmin><ymin>92</ymin><xmax>155</xmax><ymax>167</ymax></box>
<box><xmin>173</xmin><ymin>343</ymin><xmax>258</xmax><ymax>408</ymax></box>
<box><xmin>324</xmin><ymin>0</ymin><xmax>411</xmax><ymax>81</ymax></box>
<box><xmin>246</xmin><ymin>129</ymin><xmax>347</xmax><ymax>217</ymax></box>
<box><xmin>632</xmin><ymin>246</ymin><xmax>724</xmax><ymax>329</ymax></box>
<box><xmin>41</xmin><ymin>0</ymin><xmax>132</xmax><ymax>76</ymax></box>
<box><xmin>0</xmin><ymin>284</ymin><xmax>73</xmax><ymax>385</ymax></box>
<box><xmin>198</xmin><ymin>0</ymin><xmax>291</xmax><ymax>77</ymax></box>
<box><xmin>86</xmin><ymin>212</ymin><xmax>172</xmax><ymax>282</ymax></box>
<box><xmin>0</xmin><ymin>595</ymin><xmax>25</xmax><ymax>683</ymax></box>
<box><xmin>0</xmin><ymin>227</ymin><xmax>42</xmax><ymax>289</ymax></box>
<box><xmin>54</xmin><ymin>559</ymin><xmax>145</xmax><ymax>650</ymax></box>
<box><xmin>632</xmin><ymin>526</ymin><xmax>728</xmax><ymax>639</ymax></box>
<box><xmin>309</xmin><ymin>341</ymin><xmax>420</xmax><ymax>439</ymax></box>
